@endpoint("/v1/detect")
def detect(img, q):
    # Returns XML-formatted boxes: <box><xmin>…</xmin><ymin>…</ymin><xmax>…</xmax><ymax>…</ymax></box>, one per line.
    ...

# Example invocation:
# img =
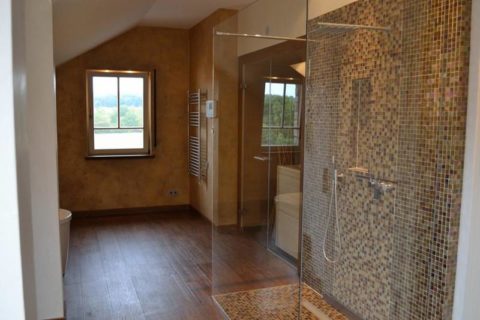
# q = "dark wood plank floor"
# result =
<box><xmin>64</xmin><ymin>211</ymin><xmax>298</xmax><ymax>320</ymax></box>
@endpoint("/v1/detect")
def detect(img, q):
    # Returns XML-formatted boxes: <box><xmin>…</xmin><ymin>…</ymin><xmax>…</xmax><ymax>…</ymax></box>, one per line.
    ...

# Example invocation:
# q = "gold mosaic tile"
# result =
<box><xmin>303</xmin><ymin>0</ymin><xmax>471</xmax><ymax>319</ymax></box>
<box><xmin>213</xmin><ymin>284</ymin><xmax>348</xmax><ymax>320</ymax></box>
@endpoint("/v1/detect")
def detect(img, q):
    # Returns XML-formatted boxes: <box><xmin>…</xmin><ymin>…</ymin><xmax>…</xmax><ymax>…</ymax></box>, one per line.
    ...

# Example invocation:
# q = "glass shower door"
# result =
<box><xmin>239</xmin><ymin>54</ymin><xmax>305</xmax><ymax>262</ymax></box>
<box><xmin>211</xmin><ymin>14</ymin><xmax>303</xmax><ymax>319</ymax></box>
<box><xmin>238</xmin><ymin>59</ymin><xmax>273</xmax><ymax>242</ymax></box>
<box><xmin>209</xmin><ymin>0</ymin><xmax>470</xmax><ymax>318</ymax></box>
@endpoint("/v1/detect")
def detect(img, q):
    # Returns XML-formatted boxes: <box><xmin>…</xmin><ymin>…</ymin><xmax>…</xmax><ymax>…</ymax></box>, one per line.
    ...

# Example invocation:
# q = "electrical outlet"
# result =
<box><xmin>168</xmin><ymin>189</ymin><xmax>178</xmax><ymax>197</ymax></box>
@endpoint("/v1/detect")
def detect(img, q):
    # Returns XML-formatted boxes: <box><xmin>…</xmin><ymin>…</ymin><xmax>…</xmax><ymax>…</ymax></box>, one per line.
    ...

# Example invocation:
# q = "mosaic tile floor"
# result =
<box><xmin>213</xmin><ymin>284</ymin><xmax>348</xmax><ymax>320</ymax></box>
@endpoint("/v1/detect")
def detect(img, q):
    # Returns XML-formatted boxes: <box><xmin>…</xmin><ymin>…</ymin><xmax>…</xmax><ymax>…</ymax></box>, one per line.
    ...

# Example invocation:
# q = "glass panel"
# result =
<box><xmin>283</xmin><ymin>83</ymin><xmax>300</xmax><ymax>128</ymax></box>
<box><xmin>262</xmin><ymin>128</ymin><xmax>300</xmax><ymax>146</ymax></box>
<box><xmin>240</xmin><ymin>60</ymin><xmax>272</xmax><ymax>232</ymax></box>
<box><xmin>262</xmin><ymin>83</ymin><xmax>301</xmax><ymax>147</ymax></box>
<box><xmin>119</xmin><ymin>77</ymin><xmax>144</xmax><ymax>128</ymax></box>
<box><xmin>209</xmin><ymin>0</ymin><xmax>470</xmax><ymax>318</ymax></box>
<box><xmin>93</xmin><ymin>129</ymin><xmax>144</xmax><ymax>150</ymax></box>
<box><xmin>92</xmin><ymin>76</ymin><xmax>118</xmax><ymax>128</ymax></box>
<box><xmin>303</xmin><ymin>13</ymin><xmax>396</xmax><ymax>319</ymax></box>
<box><xmin>263</xmin><ymin>82</ymin><xmax>284</xmax><ymax>127</ymax></box>
<box><xmin>302</xmin><ymin>0</ymin><xmax>470</xmax><ymax>319</ymax></box>
<box><xmin>212</xmin><ymin>11</ymin><xmax>305</xmax><ymax>320</ymax></box>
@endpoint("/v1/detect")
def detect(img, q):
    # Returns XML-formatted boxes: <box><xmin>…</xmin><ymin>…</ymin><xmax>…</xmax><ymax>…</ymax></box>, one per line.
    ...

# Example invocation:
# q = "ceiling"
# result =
<box><xmin>139</xmin><ymin>0</ymin><xmax>254</xmax><ymax>28</ymax></box>
<box><xmin>53</xmin><ymin>0</ymin><xmax>255</xmax><ymax>65</ymax></box>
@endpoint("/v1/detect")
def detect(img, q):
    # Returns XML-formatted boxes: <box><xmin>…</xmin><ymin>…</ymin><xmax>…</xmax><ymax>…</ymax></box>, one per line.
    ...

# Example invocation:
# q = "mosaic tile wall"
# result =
<box><xmin>302</xmin><ymin>0</ymin><xmax>471</xmax><ymax>319</ymax></box>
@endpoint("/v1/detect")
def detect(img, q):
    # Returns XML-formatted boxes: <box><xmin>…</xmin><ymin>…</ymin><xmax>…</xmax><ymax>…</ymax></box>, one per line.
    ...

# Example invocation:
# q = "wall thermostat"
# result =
<box><xmin>206</xmin><ymin>100</ymin><xmax>217</xmax><ymax>118</ymax></box>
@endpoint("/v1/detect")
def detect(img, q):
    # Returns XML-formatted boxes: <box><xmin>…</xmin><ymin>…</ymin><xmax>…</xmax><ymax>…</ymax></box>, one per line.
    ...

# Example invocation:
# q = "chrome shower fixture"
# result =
<box><xmin>215</xmin><ymin>31</ymin><xmax>308</xmax><ymax>42</ymax></box>
<box><xmin>315</xmin><ymin>22</ymin><xmax>391</xmax><ymax>34</ymax></box>
<box><xmin>322</xmin><ymin>156</ymin><xmax>343</xmax><ymax>264</ymax></box>
<box><xmin>214</xmin><ymin>31</ymin><xmax>323</xmax><ymax>44</ymax></box>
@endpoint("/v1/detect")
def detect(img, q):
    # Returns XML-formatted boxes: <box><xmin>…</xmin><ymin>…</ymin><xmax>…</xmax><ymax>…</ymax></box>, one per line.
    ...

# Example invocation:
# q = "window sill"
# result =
<box><xmin>85</xmin><ymin>154</ymin><xmax>155</xmax><ymax>160</ymax></box>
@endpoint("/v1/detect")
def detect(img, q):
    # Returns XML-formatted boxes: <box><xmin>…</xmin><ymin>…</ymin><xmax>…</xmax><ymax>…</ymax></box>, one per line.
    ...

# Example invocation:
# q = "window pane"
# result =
<box><xmin>94</xmin><ymin>129</ymin><xmax>144</xmax><ymax>150</ymax></box>
<box><xmin>119</xmin><ymin>77</ymin><xmax>144</xmax><ymax>128</ymax></box>
<box><xmin>93</xmin><ymin>76</ymin><xmax>118</xmax><ymax>128</ymax></box>
<box><xmin>263</xmin><ymin>82</ymin><xmax>284</xmax><ymax>127</ymax></box>
<box><xmin>284</xmin><ymin>84</ymin><xmax>301</xmax><ymax>127</ymax></box>
<box><xmin>261</xmin><ymin>128</ymin><xmax>299</xmax><ymax>147</ymax></box>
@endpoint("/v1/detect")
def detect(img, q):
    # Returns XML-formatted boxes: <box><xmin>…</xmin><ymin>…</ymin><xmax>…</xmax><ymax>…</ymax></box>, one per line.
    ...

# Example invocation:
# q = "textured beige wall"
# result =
<box><xmin>189</xmin><ymin>9</ymin><xmax>237</xmax><ymax>222</ymax></box>
<box><xmin>56</xmin><ymin>27</ymin><xmax>190</xmax><ymax>212</ymax></box>
<box><xmin>213</xmin><ymin>14</ymin><xmax>240</xmax><ymax>226</ymax></box>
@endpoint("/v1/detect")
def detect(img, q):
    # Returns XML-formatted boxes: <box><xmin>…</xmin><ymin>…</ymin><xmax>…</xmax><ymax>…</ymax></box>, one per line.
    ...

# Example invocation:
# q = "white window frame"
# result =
<box><xmin>85</xmin><ymin>69</ymin><xmax>154</xmax><ymax>157</ymax></box>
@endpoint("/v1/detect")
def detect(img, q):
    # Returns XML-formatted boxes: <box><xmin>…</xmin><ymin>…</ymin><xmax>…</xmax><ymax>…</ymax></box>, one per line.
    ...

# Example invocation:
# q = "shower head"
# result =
<box><xmin>315</xmin><ymin>22</ymin><xmax>391</xmax><ymax>35</ymax></box>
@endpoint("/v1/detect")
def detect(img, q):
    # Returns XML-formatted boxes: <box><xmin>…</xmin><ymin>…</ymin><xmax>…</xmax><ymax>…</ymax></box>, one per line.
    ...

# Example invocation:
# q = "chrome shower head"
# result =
<box><xmin>315</xmin><ymin>22</ymin><xmax>391</xmax><ymax>35</ymax></box>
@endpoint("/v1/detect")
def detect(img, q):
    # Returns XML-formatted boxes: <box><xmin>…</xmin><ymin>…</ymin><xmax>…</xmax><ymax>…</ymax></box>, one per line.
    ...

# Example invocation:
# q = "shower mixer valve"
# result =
<box><xmin>368</xmin><ymin>177</ymin><xmax>395</xmax><ymax>200</ymax></box>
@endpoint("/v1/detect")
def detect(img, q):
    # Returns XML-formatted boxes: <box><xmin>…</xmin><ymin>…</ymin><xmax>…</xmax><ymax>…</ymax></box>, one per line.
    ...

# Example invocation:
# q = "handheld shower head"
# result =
<box><xmin>323</xmin><ymin>155</ymin><xmax>343</xmax><ymax>264</ymax></box>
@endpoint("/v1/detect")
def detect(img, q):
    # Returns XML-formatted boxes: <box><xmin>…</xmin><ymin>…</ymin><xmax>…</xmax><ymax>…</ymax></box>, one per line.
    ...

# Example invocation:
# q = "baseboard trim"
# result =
<box><xmin>72</xmin><ymin>204</ymin><xmax>192</xmax><ymax>219</ymax></box>
<box><xmin>213</xmin><ymin>224</ymin><xmax>239</xmax><ymax>233</ymax></box>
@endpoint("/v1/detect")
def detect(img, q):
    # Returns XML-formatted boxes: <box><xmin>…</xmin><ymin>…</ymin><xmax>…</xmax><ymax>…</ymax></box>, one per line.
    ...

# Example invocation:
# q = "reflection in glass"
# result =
<box><xmin>263</xmin><ymin>82</ymin><xmax>284</xmax><ymax>127</ymax></box>
<box><xmin>262</xmin><ymin>82</ymin><xmax>301</xmax><ymax>146</ymax></box>
<box><xmin>284</xmin><ymin>84</ymin><xmax>300</xmax><ymax>127</ymax></box>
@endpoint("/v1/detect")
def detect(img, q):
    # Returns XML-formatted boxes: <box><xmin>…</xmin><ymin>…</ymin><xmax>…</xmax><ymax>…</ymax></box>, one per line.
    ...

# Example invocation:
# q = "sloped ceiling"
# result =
<box><xmin>53</xmin><ymin>0</ymin><xmax>254</xmax><ymax>65</ymax></box>
<box><xmin>139</xmin><ymin>0</ymin><xmax>253</xmax><ymax>28</ymax></box>
<box><xmin>53</xmin><ymin>0</ymin><xmax>156</xmax><ymax>65</ymax></box>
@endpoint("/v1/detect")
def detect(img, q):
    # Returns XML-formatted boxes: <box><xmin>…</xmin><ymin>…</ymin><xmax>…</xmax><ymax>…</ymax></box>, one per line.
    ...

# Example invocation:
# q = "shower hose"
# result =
<box><xmin>322</xmin><ymin>165</ymin><xmax>342</xmax><ymax>264</ymax></box>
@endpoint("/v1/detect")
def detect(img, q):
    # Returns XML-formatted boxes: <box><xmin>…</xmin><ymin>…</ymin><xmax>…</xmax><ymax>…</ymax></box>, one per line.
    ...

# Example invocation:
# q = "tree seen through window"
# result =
<box><xmin>262</xmin><ymin>82</ymin><xmax>301</xmax><ymax>147</ymax></box>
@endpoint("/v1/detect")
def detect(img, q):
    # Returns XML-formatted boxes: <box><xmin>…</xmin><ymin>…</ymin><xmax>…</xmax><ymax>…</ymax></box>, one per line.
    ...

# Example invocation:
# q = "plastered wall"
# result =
<box><xmin>189</xmin><ymin>9</ymin><xmax>237</xmax><ymax>223</ymax></box>
<box><xmin>56</xmin><ymin>27</ymin><xmax>190</xmax><ymax>212</ymax></box>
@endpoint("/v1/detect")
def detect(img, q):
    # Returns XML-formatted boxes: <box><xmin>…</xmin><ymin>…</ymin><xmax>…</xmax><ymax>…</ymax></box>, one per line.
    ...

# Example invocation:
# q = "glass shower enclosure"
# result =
<box><xmin>211</xmin><ymin>0</ymin><xmax>470</xmax><ymax>319</ymax></box>
<box><xmin>211</xmin><ymin>12</ymin><xmax>305</xmax><ymax>318</ymax></box>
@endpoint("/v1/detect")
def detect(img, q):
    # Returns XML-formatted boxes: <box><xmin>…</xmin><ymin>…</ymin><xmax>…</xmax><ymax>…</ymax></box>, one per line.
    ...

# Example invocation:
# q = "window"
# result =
<box><xmin>86</xmin><ymin>70</ymin><xmax>153</xmax><ymax>157</ymax></box>
<box><xmin>261</xmin><ymin>82</ymin><xmax>302</xmax><ymax>147</ymax></box>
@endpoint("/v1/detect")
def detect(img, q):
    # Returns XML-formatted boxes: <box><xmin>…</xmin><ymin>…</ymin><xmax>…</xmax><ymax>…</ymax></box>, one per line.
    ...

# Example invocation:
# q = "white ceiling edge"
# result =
<box><xmin>53</xmin><ymin>0</ymin><xmax>156</xmax><ymax>65</ymax></box>
<box><xmin>53</xmin><ymin>0</ymin><xmax>256</xmax><ymax>66</ymax></box>
<box><xmin>139</xmin><ymin>0</ymin><xmax>254</xmax><ymax>29</ymax></box>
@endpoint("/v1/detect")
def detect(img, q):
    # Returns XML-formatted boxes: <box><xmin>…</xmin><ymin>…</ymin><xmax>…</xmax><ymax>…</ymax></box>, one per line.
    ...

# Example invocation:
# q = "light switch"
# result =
<box><xmin>206</xmin><ymin>100</ymin><xmax>217</xmax><ymax>118</ymax></box>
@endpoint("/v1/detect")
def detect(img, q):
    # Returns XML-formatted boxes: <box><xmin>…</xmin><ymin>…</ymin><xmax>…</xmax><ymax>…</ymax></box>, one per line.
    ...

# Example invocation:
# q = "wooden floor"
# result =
<box><xmin>64</xmin><ymin>211</ymin><xmax>298</xmax><ymax>320</ymax></box>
